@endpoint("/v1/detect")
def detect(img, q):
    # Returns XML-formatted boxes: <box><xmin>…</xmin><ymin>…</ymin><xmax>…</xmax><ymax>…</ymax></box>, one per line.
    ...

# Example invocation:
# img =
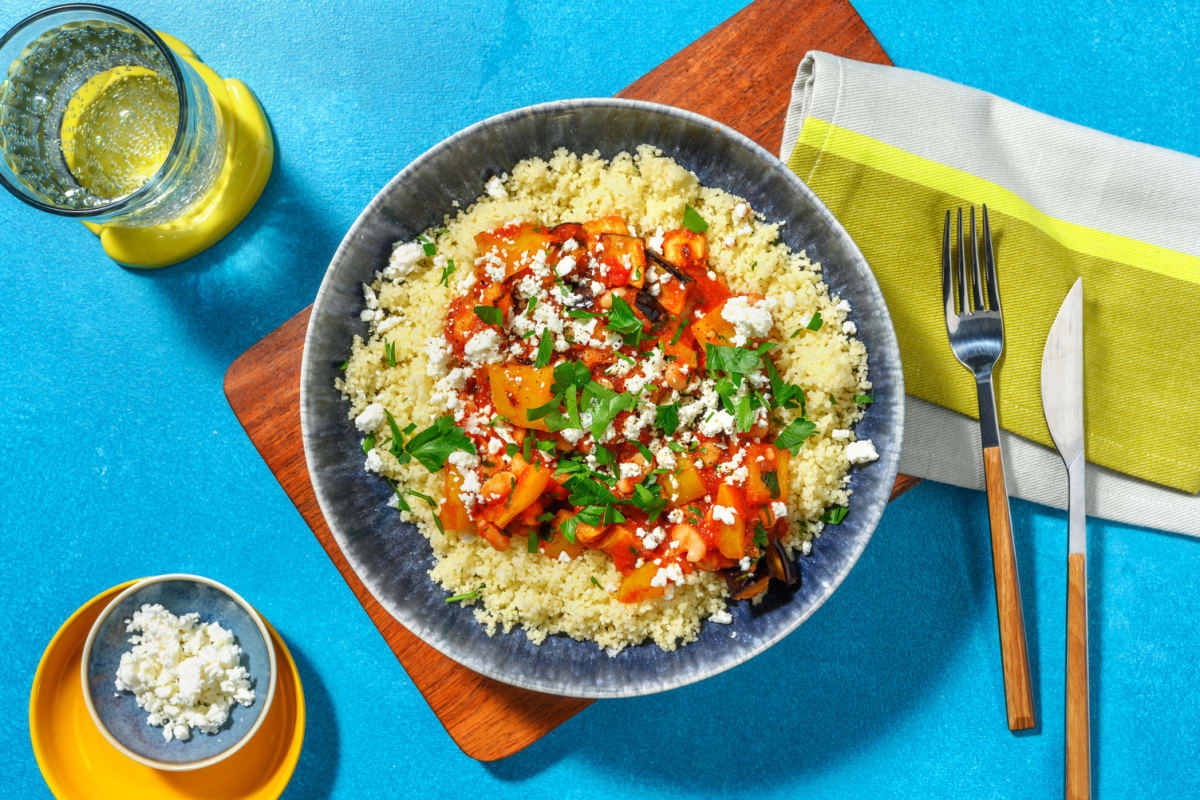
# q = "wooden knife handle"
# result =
<box><xmin>983</xmin><ymin>445</ymin><xmax>1037</xmax><ymax>731</ymax></box>
<box><xmin>1066</xmin><ymin>552</ymin><xmax>1091</xmax><ymax>799</ymax></box>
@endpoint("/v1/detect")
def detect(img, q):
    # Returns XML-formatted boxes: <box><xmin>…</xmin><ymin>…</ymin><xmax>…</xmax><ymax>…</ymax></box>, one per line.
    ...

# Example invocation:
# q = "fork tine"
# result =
<box><xmin>942</xmin><ymin>209</ymin><xmax>956</xmax><ymax>324</ymax></box>
<box><xmin>982</xmin><ymin>204</ymin><xmax>1001</xmax><ymax>311</ymax></box>
<box><xmin>956</xmin><ymin>208</ymin><xmax>968</xmax><ymax>315</ymax></box>
<box><xmin>969</xmin><ymin>206</ymin><xmax>985</xmax><ymax>311</ymax></box>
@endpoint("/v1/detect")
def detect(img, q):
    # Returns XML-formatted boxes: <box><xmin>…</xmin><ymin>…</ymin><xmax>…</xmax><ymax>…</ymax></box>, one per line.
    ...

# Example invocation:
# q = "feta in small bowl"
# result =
<box><xmin>80</xmin><ymin>574</ymin><xmax>277</xmax><ymax>771</ymax></box>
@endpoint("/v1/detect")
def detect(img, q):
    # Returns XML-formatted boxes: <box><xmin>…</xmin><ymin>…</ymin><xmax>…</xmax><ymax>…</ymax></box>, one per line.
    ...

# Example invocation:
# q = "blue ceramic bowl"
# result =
<box><xmin>301</xmin><ymin>98</ymin><xmax>904</xmax><ymax>698</ymax></box>
<box><xmin>80</xmin><ymin>574</ymin><xmax>277</xmax><ymax>770</ymax></box>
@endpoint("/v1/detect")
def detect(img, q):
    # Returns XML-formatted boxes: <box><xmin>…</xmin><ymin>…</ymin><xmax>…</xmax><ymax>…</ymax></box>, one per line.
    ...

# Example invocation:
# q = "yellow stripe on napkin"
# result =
<box><xmin>789</xmin><ymin>118</ymin><xmax>1200</xmax><ymax>492</ymax></box>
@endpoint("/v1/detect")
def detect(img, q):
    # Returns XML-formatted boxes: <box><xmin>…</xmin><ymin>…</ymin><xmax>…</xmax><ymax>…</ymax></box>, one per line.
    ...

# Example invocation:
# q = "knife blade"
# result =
<box><xmin>1041</xmin><ymin>278</ymin><xmax>1085</xmax><ymax>553</ymax></box>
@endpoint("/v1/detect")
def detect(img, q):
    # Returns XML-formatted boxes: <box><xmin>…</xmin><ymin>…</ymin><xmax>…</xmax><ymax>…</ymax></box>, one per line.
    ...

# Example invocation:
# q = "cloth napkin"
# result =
<box><xmin>782</xmin><ymin>52</ymin><xmax>1200</xmax><ymax>536</ymax></box>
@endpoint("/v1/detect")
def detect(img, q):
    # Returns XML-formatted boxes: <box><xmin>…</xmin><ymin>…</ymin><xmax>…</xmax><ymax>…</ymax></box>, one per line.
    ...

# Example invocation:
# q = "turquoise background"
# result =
<box><xmin>3</xmin><ymin>1</ymin><xmax>1198</xmax><ymax>797</ymax></box>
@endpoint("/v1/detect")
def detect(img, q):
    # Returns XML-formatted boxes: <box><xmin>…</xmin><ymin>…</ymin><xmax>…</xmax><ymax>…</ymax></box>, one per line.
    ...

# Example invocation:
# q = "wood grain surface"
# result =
<box><xmin>982</xmin><ymin>445</ymin><xmax>1036</xmax><ymax>731</ymax></box>
<box><xmin>224</xmin><ymin>0</ymin><xmax>905</xmax><ymax>762</ymax></box>
<box><xmin>1066</xmin><ymin>552</ymin><xmax>1091</xmax><ymax>800</ymax></box>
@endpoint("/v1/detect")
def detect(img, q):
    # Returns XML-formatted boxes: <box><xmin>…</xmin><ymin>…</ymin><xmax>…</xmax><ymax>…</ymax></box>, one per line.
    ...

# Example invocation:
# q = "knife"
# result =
<box><xmin>1040</xmin><ymin>277</ymin><xmax>1088</xmax><ymax>800</ymax></box>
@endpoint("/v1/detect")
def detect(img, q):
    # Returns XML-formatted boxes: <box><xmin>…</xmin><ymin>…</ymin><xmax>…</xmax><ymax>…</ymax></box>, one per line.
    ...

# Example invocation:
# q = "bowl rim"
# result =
<box><xmin>300</xmin><ymin>96</ymin><xmax>904</xmax><ymax>698</ymax></box>
<box><xmin>78</xmin><ymin>573</ymin><xmax>279</xmax><ymax>772</ymax></box>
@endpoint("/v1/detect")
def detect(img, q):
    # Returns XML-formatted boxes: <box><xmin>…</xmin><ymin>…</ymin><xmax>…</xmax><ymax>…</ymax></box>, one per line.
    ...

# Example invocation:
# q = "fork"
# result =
<box><xmin>942</xmin><ymin>206</ymin><xmax>1036</xmax><ymax>731</ymax></box>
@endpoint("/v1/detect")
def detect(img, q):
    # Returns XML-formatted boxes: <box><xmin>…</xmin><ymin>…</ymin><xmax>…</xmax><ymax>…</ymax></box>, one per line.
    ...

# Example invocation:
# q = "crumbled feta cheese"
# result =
<box><xmin>835</xmin><ymin>298</ymin><xmax>851</xmax><ymax>313</ymax></box>
<box><xmin>376</xmin><ymin>316</ymin><xmax>402</xmax><ymax>335</ymax></box>
<box><xmin>354</xmin><ymin>402</ymin><xmax>385</xmax><ymax>432</ymax></box>
<box><xmin>463</xmin><ymin>329</ymin><xmax>502</xmax><ymax>365</ymax></box>
<box><xmin>561</xmin><ymin>238</ymin><xmax>579</xmax><ymax>253</ymax></box>
<box><xmin>650</xmin><ymin>562</ymin><xmax>685</xmax><ymax>588</ymax></box>
<box><xmin>721</xmin><ymin>295</ymin><xmax>774</xmax><ymax>342</ymax></box>
<box><xmin>362</xmin><ymin>283</ymin><xmax>379</xmax><ymax>309</ymax></box>
<box><xmin>845</xmin><ymin>439</ymin><xmax>879</xmax><ymax>464</ymax></box>
<box><xmin>667</xmin><ymin>508</ymin><xmax>684</xmax><ymax>524</ymax></box>
<box><xmin>711</xmin><ymin>504</ymin><xmax>737</xmax><ymax>525</ymax></box>
<box><xmin>771</xmin><ymin>501</ymin><xmax>788</xmax><ymax>519</ymax></box>
<box><xmin>710</xmin><ymin>608</ymin><xmax>734</xmax><ymax>624</ymax></box>
<box><xmin>647</xmin><ymin>227</ymin><xmax>664</xmax><ymax>253</ymax></box>
<box><xmin>640</xmin><ymin>526</ymin><xmax>666</xmax><ymax>550</ymax></box>
<box><xmin>655</xmin><ymin>447</ymin><xmax>677</xmax><ymax>471</ymax></box>
<box><xmin>557</xmin><ymin>551</ymin><xmax>571</xmax><ymax>563</ymax></box>
<box><xmin>383</xmin><ymin>241</ymin><xmax>423</xmax><ymax>280</ymax></box>
<box><xmin>831</xmin><ymin>429</ymin><xmax>851</xmax><ymax>440</ymax></box>
<box><xmin>113</xmin><ymin>604</ymin><xmax>255</xmax><ymax>742</ymax></box>
<box><xmin>699</xmin><ymin>409</ymin><xmax>737</xmax><ymax>438</ymax></box>
<box><xmin>485</xmin><ymin>174</ymin><xmax>508</xmax><ymax>198</ymax></box>
<box><xmin>732</xmin><ymin>202</ymin><xmax>748</xmax><ymax>221</ymax></box>
<box><xmin>842</xmin><ymin>320</ymin><xmax>858</xmax><ymax>335</ymax></box>
<box><xmin>619</xmin><ymin>462</ymin><xmax>641</xmax><ymax>479</ymax></box>
<box><xmin>555</xmin><ymin>255</ymin><xmax>577</xmax><ymax>277</ymax></box>
<box><xmin>425</xmin><ymin>337</ymin><xmax>452</xmax><ymax>377</ymax></box>
<box><xmin>364</xmin><ymin>448</ymin><xmax>384</xmax><ymax>473</ymax></box>
<box><xmin>723</xmin><ymin>234</ymin><xmax>735</xmax><ymax>248</ymax></box>
<box><xmin>738</xmin><ymin>556</ymin><xmax>753</xmax><ymax>571</ymax></box>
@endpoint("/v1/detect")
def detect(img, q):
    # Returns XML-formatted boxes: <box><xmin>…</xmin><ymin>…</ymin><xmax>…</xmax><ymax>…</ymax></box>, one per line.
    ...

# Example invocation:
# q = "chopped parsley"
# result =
<box><xmin>683</xmin><ymin>204</ymin><xmax>709</xmax><ymax>234</ymax></box>
<box><xmin>821</xmin><ymin>505</ymin><xmax>849</xmax><ymax>525</ymax></box>
<box><xmin>655</xmin><ymin>403</ymin><xmax>680</xmax><ymax>434</ymax></box>
<box><xmin>534</xmin><ymin>328</ymin><xmax>553</xmax><ymax>368</ymax></box>
<box><xmin>705</xmin><ymin>343</ymin><xmax>763</xmax><ymax>376</ymax></box>
<box><xmin>403</xmin><ymin>414</ymin><xmax>477</xmax><ymax>471</ymax></box>
<box><xmin>527</xmin><ymin>529</ymin><xmax>539</xmax><ymax>553</ymax></box>
<box><xmin>406</xmin><ymin>489</ymin><xmax>443</xmax><ymax>533</ymax></box>
<box><xmin>806</xmin><ymin>311</ymin><xmax>823</xmax><ymax>331</ymax></box>
<box><xmin>854</xmin><ymin>393</ymin><xmax>874</xmax><ymax>405</ymax></box>
<box><xmin>525</xmin><ymin>295</ymin><xmax>538</xmax><ymax>316</ymax></box>
<box><xmin>590</xmin><ymin>576</ymin><xmax>603</xmax><ymax>589</ymax></box>
<box><xmin>383</xmin><ymin>339</ymin><xmax>397</xmax><ymax>368</ymax></box>
<box><xmin>774</xmin><ymin>417</ymin><xmax>817</xmax><ymax>454</ymax></box>
<box><xmin>338</xmin><ymin>359</ymin><xmax>349</xmax><ymax>371</ymax></box>
<box><xmin>439</xmin><ymin>258</ymin><xmax>456</xmax><ymax>286</ymax></box>
<box><xmin>444</xmin><ymin>584</ymin><xmax>485</xmax><ymax>603</ymax></box>
<box><xmin>473</xmin><ymin>305</ymin><xmax>503</xmax><ymax>326</ymax></box>
<box><xmin>605</xmin><ymin>296</ymin><xmax>642</xmax><ymax>339</ymax></box>
<box><xmin>762</xmin><ymin>469</ymin><xmax>781</xmax><ymax>499</ymax></box>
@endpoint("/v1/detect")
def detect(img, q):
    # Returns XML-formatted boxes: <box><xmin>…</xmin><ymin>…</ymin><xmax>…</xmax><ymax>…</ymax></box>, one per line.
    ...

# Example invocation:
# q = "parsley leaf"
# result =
<box><xmin>534</xmin><ymin>328</ymin><xmax>553</xmax><ymax>368</ymax></box>
<box><xmin>361</xmin><ymin>433</ymin><xmax>376</xmax><ymax>455</ymax></box>
<box><xmin>605</xmin><ymin>296</ymin><xmax>642</xmax><ymax>336</ymax></box>
<box><xmin>590</xmin><ymin>576</ymin><xmax>603</xmax><ymax>589</ymax></box>
<box><xmin>383</xmin><ymin>409</ymin><xmax>412</xmax><ymax>465</ymax></box>
<box><xmin>587</xmin><ymin>391</ymin><xmax>635</xmax><ymax>441</ymax></box>
<box><xmin>383</xmin><ymin>339</ymin><xmax>397</xmax><ymax>368</ymax></box>
<box><xmin>405</xmin><ymin>415</ymin><xmax>476</xmax><ymax>471</ymax></box>
<box><xmin>445</xmin><ymin>584</ymin><xmax>485</xmax><ymax>603</ymax></box>
<box><xmin>774</xmin><ymin>417</ymin><xmax>817</xmax><ymax>454</ymax></box>
<box><xmin>734</xmin><ymin>394</ymin><xmax>755</xmax><ymax>432</ymax></box>
<box><xmin>655</xmin><ymin>403</ymin><xmax>680</xmax><ymax>434</ymax></box>
<box><xmin>406</xmin><ymin>489</ymin><xmax>443</xmax><ymax>533</ymax></box>
<box><xmin>706</xmin><ymin>344</ymin><xmax>761</xmax><ymax>375</ymax></box>
<box><xmin>439</xmin><ymin>258</ymin><xmax>456</xmax><ymax>286</ymax></box>
<box><xmin>473</xmin><ymin>305</ymin><xmax>503</xmax><ymax>326</ymax></box>
<box><xmin>762</xmin><ymin>470</ymin><xmax>781</xmax><ymax>499</ymax></box>
<box><xmin>683</xmin><ymin>204</ymin><xmax>709</xmax><ymax>234</ymax></box>
<box><xmin>552</xmin><ymin>361</ymin><xmax>591</xmax><ymax>394</ymax></box>
<box><xmin>525</xmin><ymin>295</ymin><xmax>538</xmax><ymax>316</ymax></box>
<box><xmin>527</xmin><ymin>529</ymin><xmax>539</xmax><ymax>553</ymax></box>
<box><xmin>854</xmin><ymin>393</ymin><xmax>874</xmax><ymax>405</ymax></box>
<box><xmin>821</xmin><ymin>505</ymin><xmax>849</xmax><ymax>525</ymax></box>
<box><xmin>806</xmin><ymin>311</ymin><xmax>823</xmax><ymax>331</ymax></box>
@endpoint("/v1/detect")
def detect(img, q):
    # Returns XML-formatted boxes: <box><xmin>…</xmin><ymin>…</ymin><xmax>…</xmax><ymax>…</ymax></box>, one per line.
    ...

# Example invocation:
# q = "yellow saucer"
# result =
<box><xmin>30</xmin><ymin>581</ymin><xmax>305</xmax><ymax>799</ymax></box>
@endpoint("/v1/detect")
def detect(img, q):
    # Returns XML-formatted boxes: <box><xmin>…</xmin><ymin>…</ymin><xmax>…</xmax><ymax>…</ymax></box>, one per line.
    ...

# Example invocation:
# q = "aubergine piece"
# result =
<box><xmin>634</xmin><ymin>290</ymin><xmax>666</xmax><ymax>323</ymax></box>
<box><xmin>645</xmin><ymin>249</ymin><xmax>692</xmax><ymax>283</ymax></box>
<box><xmin>765</xmin><ymin>540</ymin><xmax>799</xmax><ymax>585</ymax></box>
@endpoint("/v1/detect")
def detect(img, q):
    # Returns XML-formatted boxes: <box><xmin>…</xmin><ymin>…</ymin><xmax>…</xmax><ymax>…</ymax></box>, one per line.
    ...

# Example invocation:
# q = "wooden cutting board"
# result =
<box><xmin>224</xmin><ymin>0</ymin><xmax>910</xmax><ymax>762</ymax></box>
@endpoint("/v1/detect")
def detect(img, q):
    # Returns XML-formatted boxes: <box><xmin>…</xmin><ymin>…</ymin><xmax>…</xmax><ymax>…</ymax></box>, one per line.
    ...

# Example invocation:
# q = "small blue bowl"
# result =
<box><xmin>80</xmin><ymin>574</ymin><xmax>277</xmax><ymax>771</ymax></box>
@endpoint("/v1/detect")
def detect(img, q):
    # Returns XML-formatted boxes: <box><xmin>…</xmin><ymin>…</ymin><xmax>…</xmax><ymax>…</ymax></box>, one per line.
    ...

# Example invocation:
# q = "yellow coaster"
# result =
<box><xmin>30</xmin><ymin>580</ymin><xmax>305</xmax><ymax>799</ymax></box>
<box><xmin>82</xmin><ymin>32</ymin><xmax>274</xmax><ymax>269</ymax></box>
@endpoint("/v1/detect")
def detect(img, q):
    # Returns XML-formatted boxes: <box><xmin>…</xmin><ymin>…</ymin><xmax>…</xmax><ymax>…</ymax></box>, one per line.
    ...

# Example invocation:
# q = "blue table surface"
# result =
<box><xmin>3</xmin><ymin>1</ymin><xmax>1198</xmax><ymax>797</ymax></box>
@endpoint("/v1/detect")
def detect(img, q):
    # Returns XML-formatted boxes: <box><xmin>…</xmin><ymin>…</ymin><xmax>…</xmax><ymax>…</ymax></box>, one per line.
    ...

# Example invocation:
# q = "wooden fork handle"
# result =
<box><xmin>983</xmin><ymin>445</ymin><xmax>1037</xmax><ymax>730</ymax></box>
<box><xmin>1066</xmin><ymin>552</ymin><xmax>1091</xmax><ymax>799</ymax></box>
